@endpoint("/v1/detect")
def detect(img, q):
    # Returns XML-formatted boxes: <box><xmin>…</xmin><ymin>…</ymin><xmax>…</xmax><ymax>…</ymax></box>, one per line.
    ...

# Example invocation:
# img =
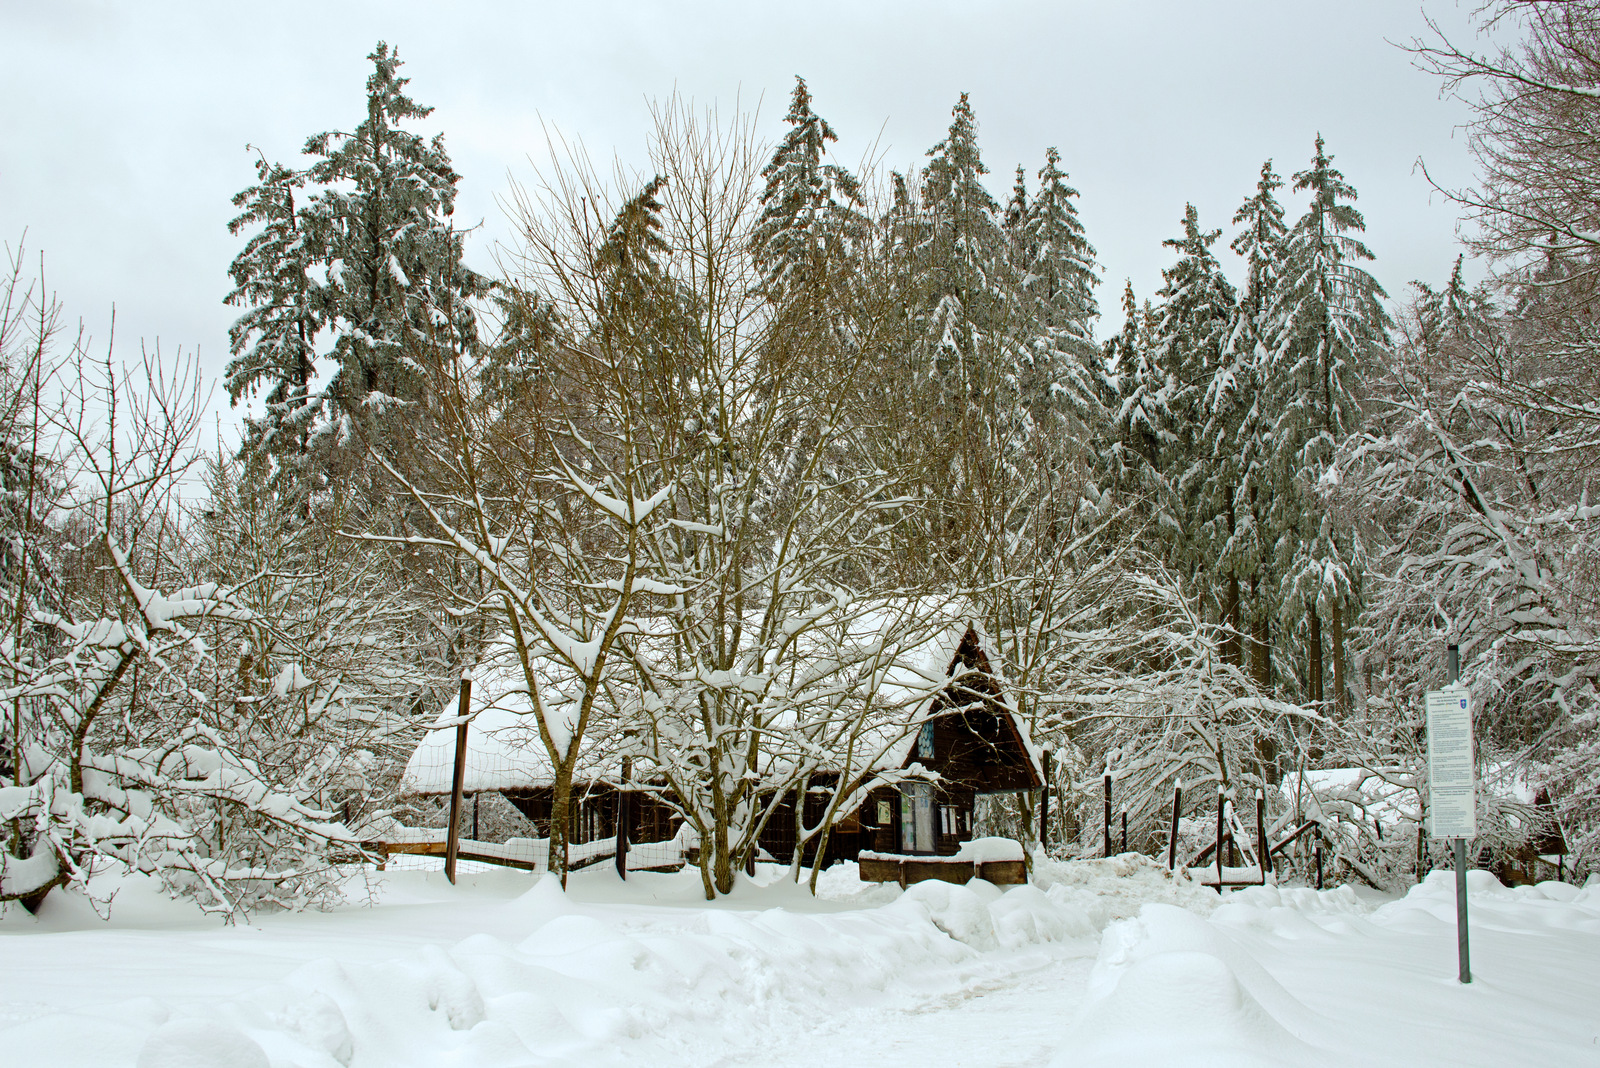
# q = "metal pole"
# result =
<box><xmin>1103</xmin><ymin>773</ymin><xmax>1113</xmax><ymax>858</ymax></box>
<box><xmin>1167</xmin><ymin>782</ymin><xmax>1183</xmax><ymax>871</ymax></box>
<box><xmin>1314</xmin><ymin>838</ymin><xmax>1323</xmax><ymax>889</ymax></box>
<box><xmin>445</xmin><ymin>675</ymin><xmax>472</xmax><ymax>886</ymax></box>
<box><xmin>1454</xmin><ymin>837</ymin><xmax>1472</xmax><ymax>983</ymax></box>
<box><xmin>1039</xmin><ymin>749</ymin><xmax>1052</xmax><ymax>850</ymax></box>
<box><xmin>471</xmin><ymin>792</ymin><xmax>479</xmax><ymax>843</ymax></box>
<box><xmin>1448</xmin><ymin>642</ymin><xmax>1472</xmax><ymax>984</ymax></box>
<box><xmin>1120</xmin><ymin>808</ymin><xmax>1128</xmax><ymax>854</ymax></box>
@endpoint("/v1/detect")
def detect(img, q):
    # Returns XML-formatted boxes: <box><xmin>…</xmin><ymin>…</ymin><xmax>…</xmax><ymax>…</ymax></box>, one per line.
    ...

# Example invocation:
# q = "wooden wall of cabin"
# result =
<box><xmin>754</xmin><ymin>778</ymin><xmax>875</xmax><ymax>868</ymax></box>
<box><xmin>501</xmin><ymin>785</ymin><xmax>680</xmax><ymax>846</ymax></box>
<box><xmin>861</xmin><ymin>785</ymin><xmax>976</xmax><ymax>857</ymax></box>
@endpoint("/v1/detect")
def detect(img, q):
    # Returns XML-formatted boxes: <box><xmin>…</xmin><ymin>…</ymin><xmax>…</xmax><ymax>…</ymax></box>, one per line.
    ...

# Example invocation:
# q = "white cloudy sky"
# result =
<box><xmin>1</xmin><ymin>0</ymin><xmax>1490</xmax><ymax>444</ymax></box>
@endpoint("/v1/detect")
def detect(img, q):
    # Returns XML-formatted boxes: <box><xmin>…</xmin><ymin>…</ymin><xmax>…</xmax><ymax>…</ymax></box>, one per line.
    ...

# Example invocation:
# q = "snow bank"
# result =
<box><xmin>1</xmin><ymin>870</ymin><xmax>1098</xmax><ymax>1068</ymax></box>
<box><xmin>1061</xmin><ymin>903</ymin><xmax>1331</xmax><ymax>1068</ymax></box>
<box><xmin>9</xmin><ymin>860</ymin><xmax>1599</xmax><ymax>1067</ymax></box>
<box><xmin>1030</xmin><ymin>852</ymin><xmax>1221</xmax><ymax>925</ymax></box>
<box><xmin>1053</xmin><ymin>867</ymin><xmax>1600</xmax><ymax>1067</ymax></box>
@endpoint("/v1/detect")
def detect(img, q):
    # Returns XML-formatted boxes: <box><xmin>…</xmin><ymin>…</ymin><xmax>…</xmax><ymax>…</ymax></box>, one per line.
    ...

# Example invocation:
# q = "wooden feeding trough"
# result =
<box><xmin>858</xmin><ymin>838</ymin><xmax>1028</xmax><ymax>887</ymax></box>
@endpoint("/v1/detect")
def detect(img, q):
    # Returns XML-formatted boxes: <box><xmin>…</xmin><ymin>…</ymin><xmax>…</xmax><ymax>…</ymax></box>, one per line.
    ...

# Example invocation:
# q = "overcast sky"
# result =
<box><xmin>2</xmin><ymin>0</ymin><xmax>1490</xmax><ymax>447</ymax></box>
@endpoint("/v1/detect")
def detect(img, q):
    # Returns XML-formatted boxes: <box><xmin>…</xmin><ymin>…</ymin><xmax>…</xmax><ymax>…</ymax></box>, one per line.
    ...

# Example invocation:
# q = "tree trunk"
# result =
<box><xmin>548</xmin><ymin>763</ymin><xmax>573</xmax><ymax>888</ymax></box>
<box><xmin>1329</xmin><ymin>597</ymin><xmax>1346</xmax><ymax>718</ymax></box>
<box><xmin>713</xmin><ymin>821</ymin><xmax>735</xmax><ymax>895</ymax></box>
<box><xmin>1307</xmin><ymin>608</ymin><xmax>1324</xmax><ymax>709</ymax></box>
<box><xmin>1222</xmin><ymin>485</ymin><xmax>1241</xmax><ymax>668</ymax></box>
<box><xmin>1250</xmin><ymin>577</ymin><xmax>1271</xmax><ymax>691</ymax></box>
<box><xmin>1223</xmin><ymin>575</ymin><xmax>1242</xmax><ymax>669</ymax></box>
<box><xmin>789</xmin><ymin>781</ymin><xmax>808</xmax><ymax>882</ymax></box>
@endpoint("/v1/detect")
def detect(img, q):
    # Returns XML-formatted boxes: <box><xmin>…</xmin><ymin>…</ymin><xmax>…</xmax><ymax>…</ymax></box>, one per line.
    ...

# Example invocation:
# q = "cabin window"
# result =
<box><xmin>939</xmin><ymin>805</ymin><xmax>963</xmax><ymax>836</ymax></box>
<box><xmin>916</xmin><ymin>721</ymin><xmax>935</xmax><ymax>760</ymax></box>
<box><xmin>900</xmin><ymin>782</ymin><xmax>935</xmax><ymax>852</ymax></box>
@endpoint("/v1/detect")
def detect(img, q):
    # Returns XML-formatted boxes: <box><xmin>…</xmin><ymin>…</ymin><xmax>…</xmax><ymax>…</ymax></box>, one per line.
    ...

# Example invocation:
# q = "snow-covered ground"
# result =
<box><xmin>2</xmin><ymin>855</ymin><xmax>1596</xmax><ymax>1067</ymax></box>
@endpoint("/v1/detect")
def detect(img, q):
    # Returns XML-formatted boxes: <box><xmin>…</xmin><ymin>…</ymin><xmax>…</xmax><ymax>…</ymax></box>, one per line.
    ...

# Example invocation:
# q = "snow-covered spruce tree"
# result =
<box><xmin>1270</xmin><ymin>136</ymin><xmax>1389</xmax><ymax>717</ymax></box>
<box><xmin>895</xmin><ymin>94</ymin><xmax>1033</xmax><ymax>569</ymax></box>
<box><xmin>226</xmin><ymin>42</ymin><xmax>490</xmax><ymax>508</ymax></box>
<box><xmin>750</xmin><ymin>76</ymin><xmax>867</xmax><ymax>306</ymax></box>
<box><xmin>1148</xmin><ymin>204</ymin><xmax>1237</xmax><ymax>588</ymax></box>
<box><xmin>223</xmin><ymin>153</ymin><xmax>324</xmax><ymax>502</ymax></box>
<box><xmin>1098</xmin><ymin>279</ymin><xmax>1163</xmax><ymax>498</ymax></box>
<box><xmin>304</xmin><ymin>42</ymin><xmax>489</xmax><ymax>426</ymax></box>
<box><xmin>1224</xmin><ymin>161</ymin><xmax>1291</xmax><ymax>689</ymax></box>
<box><xmin>1013</xmin><ymin>146</ymin><xmax>1101</xmax><ymax>435</ymax></box>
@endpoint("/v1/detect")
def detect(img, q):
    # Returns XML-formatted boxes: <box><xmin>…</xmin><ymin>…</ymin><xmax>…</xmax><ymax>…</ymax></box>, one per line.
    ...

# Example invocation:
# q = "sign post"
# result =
<box><xmin>1426</xmin><ymin>643</ymin><xmax>1474</xmax><ymax>984</ymax></box>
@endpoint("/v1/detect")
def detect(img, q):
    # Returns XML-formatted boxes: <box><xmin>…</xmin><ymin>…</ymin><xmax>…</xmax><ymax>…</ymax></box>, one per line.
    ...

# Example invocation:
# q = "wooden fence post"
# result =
<box><xmin>1216</xmin><ymin>787</ymin><xmax>1227</xmax><ymax>888</ymax></box>
<box><xmin>1039</xmin><ymin>749</ymin><xmax>1052</xmax><ymax>850</ymax></box>
<box><xmin>445</xmin><ymin>673</ymin><xmax>472</xmax><ymax>886</ymax></box>
<box><xmin>615</xmin><ymin>754</ymin><xmax>631</xmax><ymax>880</ymax></box>
<box><xmin>1167</xmin><ymin>781</ymin><xmax>1183</xmax><ymax>871</ymax></box>
<box><xmin>1256</xmin><ymin>789</ymin><xmax>1270</xmax><ymax>875</ymax></box>
<box><xmin>1103</xmin><ymin>773</ymin><xmax>1113</xmax><ymax>858</ymax></box>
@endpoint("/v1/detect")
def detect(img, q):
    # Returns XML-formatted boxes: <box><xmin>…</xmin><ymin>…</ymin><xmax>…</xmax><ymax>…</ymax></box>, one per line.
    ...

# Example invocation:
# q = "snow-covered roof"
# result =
<box><xmin>399</xmin><ymin>645</ymin><xmax>623</xmax><ymax>796</ymax></box>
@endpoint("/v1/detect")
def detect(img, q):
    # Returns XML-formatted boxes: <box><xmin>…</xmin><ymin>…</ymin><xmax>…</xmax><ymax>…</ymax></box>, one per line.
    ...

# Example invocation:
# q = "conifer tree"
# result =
<box><xmin>1101</xmin><ymin>280</ymin><xmax>1162</xmax><ymax>495</ymax></box>
<box><xmin>1016</xmin><ymin>146</ymin><xmax>1100</xmax><ymax>429</ymax></box>
<box><xmin>300</xmin><ymin>42</ymin><xmax>489</xmax><ymax>439</ymax></box>
<box><xmin>1150</xmin><ymin>204</ymin><xmax>1237</xmax><ymax>569</ymax></box>
<box><xmin>917</xmin><ymin>94</ymin><xmax>1020</xmax><ymax>394</ymax></box>
<box><xmin>1219</xmin><ymin>161</ymin><xmax>1290</xmax><ymax>682</ymax></box>
<box><xmin>227</xmin><ymin>42</ymin><xmax>489</xmax><ymax>499</ymax></box>
<box><xmin>1004</xmin><ymin>165</ymin><xmax>1030</xmax><ymax>258</ymax></box>
<box><xmin>1271</xmin><ymin>135</ymin><xmax>1390</xmax><ymax>713</ymax></box>
<box><xmin>224</xmin><ymin>153</ymin><xmax>323</xmax><ymax>490</ymax></box>
<box><xmin>906</xmin><ymin>94</ymin><xmax>1029</xmax><ymax>562</ymax></box>
<box><xmin>751</xmin><ymin>77</ymin><xmax>865</xmax><ymax>305</ymax></box>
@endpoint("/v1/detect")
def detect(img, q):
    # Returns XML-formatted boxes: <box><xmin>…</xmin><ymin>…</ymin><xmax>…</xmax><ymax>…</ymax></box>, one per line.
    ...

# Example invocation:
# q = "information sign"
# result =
<box><xmin>1426</xmin><ymin>687</ymin><xmax>1476</xmax><ymax>839</ymax></box>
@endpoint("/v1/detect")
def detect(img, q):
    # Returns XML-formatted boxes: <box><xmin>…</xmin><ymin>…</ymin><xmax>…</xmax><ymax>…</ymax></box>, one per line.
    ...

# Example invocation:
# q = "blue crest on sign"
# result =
<box><xmin>1460</xmin><ymin>699</ymin><xmax>1467</xmax><ymax>708</ymax></box>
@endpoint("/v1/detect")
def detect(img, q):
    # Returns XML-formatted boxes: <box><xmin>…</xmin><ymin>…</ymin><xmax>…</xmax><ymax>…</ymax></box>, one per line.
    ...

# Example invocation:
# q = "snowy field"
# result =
<box><xmin>2</xmin><ymin>856</ymin><xmax>1596</xmax><ymax>1067</ymax></box>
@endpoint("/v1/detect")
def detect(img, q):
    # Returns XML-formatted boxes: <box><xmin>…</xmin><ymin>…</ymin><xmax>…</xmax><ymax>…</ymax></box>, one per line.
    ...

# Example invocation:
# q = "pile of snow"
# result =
<box><xmin>2</xmin><ymin>866</ymin><xmax>1104</xmax><ymax>1068</ymax></box>
<box><xmin>1031</xmin><ymin>852</ymin><xmax>1221</xmax><ymax>924</ymax></box>
<box><xmin>7</xmin><ymin>857</ymin><xmax>1600</xmax><ymax>1067</ymax></box>
<box><xmin>1054</xmin><ymin>870</ymin><xmax>1600</xmax><ymax>1067</ymax></box>
<box><xmin>953</xmin><ymin>836</ymin><xmax>1026</xmax><ymax>863</ymax></box>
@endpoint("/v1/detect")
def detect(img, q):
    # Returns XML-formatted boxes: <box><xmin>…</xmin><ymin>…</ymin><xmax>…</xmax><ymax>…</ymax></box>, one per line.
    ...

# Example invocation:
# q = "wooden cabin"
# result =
<box><xmin>753</xmin><ymin>622</ymin><xmax>1042</xmax><ymax>877</ymax></box>
<box><xmin>395</xmin><ymin>620</ymin><xmax>1042</xmax><ymax>880</ymax></box>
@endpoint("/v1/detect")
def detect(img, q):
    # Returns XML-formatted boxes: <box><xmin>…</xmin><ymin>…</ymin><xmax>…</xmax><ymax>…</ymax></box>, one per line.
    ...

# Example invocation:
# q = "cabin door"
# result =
<box><xmin>900</xmin><ymin>782</ymin><xmax>935</xmax><ymax>853</ymax></box>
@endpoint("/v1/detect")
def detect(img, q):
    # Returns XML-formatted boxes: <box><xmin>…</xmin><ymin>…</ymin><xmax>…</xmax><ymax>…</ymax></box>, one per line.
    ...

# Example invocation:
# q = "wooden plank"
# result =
<box><xmin>902</xmin><ymin>859</ymin><xmax>975</xmax><ymax>885</ymax></box>
<box><xmin>379</xmin><ymin>840</ymin><xmax>448</xmax><ymax>857</ymax></box>
<box><xmin>858</xmin><ymin>857</ymin><xmax>901</xmax><ymax>883</ymax></box>
<box><xmin>977</xmin><ymin>860</ymin><xmax>1027</xmax><ymax>885</ymax></box>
